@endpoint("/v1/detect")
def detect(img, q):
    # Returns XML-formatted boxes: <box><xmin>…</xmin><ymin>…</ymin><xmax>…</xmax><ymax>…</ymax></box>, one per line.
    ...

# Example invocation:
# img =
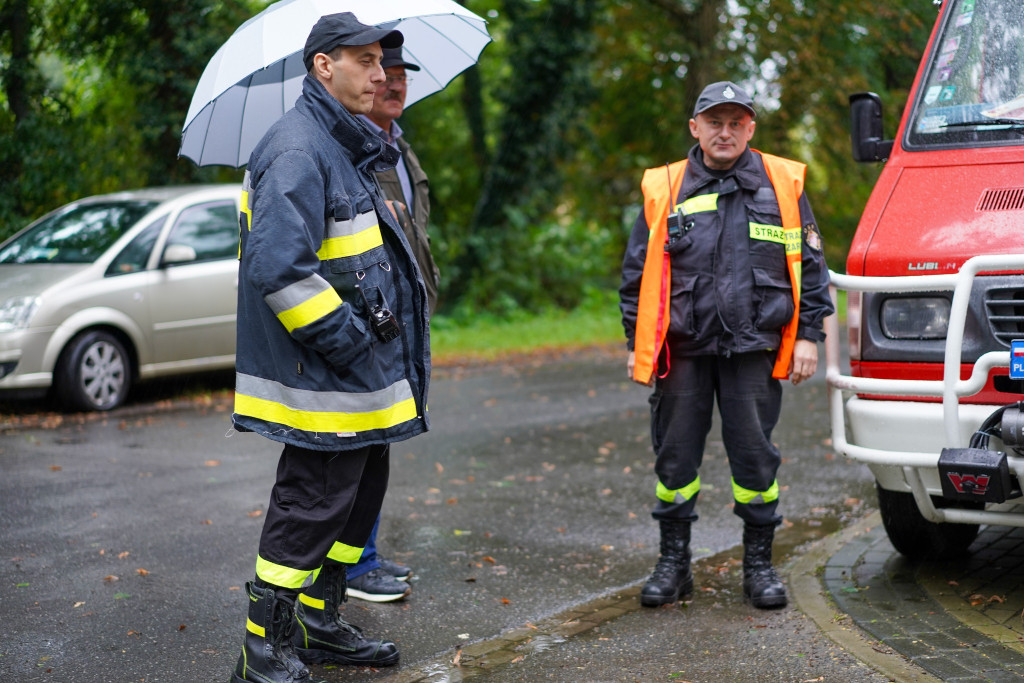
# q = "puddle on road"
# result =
<box><xmin>392</xmin><ymin>504</ymin><xmax>871</xmax><ymax>682</ymax></box>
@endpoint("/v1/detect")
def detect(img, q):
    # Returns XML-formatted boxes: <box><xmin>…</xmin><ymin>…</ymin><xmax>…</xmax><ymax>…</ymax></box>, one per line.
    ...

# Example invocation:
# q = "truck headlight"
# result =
<box><xmin>880</xmin><ymin>297</ymin><xmax>950</xmax><ymax>339</ymax></box>
<box><xmin>0</xmin><ymin>296</ymin><xmax>40</xmax><ymax>332</ymax></box>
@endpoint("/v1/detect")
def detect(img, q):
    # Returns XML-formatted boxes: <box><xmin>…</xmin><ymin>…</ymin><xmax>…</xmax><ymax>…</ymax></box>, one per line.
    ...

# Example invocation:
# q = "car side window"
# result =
<box><xmin>106</xmin><ymin>216</ymin><xmax>166</xmax><ymax>276</ymax></box>
<box><xmin>164</xmin><ymin>201</ymin><xmax>238</xmax><ymax>264</ymax></box>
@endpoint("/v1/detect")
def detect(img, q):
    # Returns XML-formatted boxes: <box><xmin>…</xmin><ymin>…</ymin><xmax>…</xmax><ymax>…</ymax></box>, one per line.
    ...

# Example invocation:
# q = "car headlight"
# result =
<box><xmin>880</xmin><ymin>297</ymin><xmax>950</xmax><ymax>339</ymax></box>
<box><xmin>0</xmin><ymin>296</ymin><xmax>40</xmax><ymax>332</ymax></box>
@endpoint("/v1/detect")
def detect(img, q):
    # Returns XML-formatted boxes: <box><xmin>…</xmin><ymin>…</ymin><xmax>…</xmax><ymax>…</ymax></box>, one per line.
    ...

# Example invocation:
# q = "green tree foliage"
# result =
<box><xmin>0</xmin><ymin>1</ymin><xmax>255</xmax><ymax>232</ymax></box>
<box><xmin>1</xmin><ymin>0</ymin><xmax>943</xmax><ymax>314</ymax></box>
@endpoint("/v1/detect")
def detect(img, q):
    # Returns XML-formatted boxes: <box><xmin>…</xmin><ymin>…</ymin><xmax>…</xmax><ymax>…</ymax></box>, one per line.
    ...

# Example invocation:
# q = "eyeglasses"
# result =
<box><xmin>383</xmin><ymin>75</ymin><xmax>412</xmax><ymax>86</ymax></box>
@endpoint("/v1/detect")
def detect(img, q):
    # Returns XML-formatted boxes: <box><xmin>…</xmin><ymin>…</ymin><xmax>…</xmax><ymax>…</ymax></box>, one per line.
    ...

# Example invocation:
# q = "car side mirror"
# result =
<box><xmin>850</xmin><ymin>92</ymin><xmax>893</xmax><ymax>163</ymax></box>
<box><xmin>161</xmin><ymin>244</ymin><xmax>198</xmax><ymax>266</ymax></box>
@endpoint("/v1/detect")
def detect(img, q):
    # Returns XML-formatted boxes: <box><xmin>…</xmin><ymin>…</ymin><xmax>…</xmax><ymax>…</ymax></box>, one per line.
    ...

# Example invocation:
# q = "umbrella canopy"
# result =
<box><xmin>180</xmin><ymin>0</ymin><xmax>491</xmax><ymax>167</ymax></box>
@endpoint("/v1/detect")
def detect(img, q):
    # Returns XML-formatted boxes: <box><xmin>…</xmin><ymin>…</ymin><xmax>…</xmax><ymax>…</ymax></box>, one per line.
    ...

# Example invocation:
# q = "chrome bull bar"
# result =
<box><xmin>824</xmin><ymin>254</ymin><xmax>1024</xmax><ymax>526</ymax></box>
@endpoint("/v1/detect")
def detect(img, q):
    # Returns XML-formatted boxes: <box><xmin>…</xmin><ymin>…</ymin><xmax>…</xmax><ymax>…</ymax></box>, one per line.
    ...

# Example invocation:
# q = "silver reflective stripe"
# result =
<box><xmin>325</xmin><ymin>211</ymin><xmax>378</xmax><ymax>239</ymax></box>
<box><xmin>236</xmin><ymin>373</ymin><xmax>415</xmax><ymax>414</ymax></box>
<box><xmin>264</xmin><ymin>273</ymin><xmax>334</xmax><ymax>316</ymax></box>
<box><xmin>242</xmin><ymin>170</ymin><xmax>253</xmax><ymax>206</ymax></box>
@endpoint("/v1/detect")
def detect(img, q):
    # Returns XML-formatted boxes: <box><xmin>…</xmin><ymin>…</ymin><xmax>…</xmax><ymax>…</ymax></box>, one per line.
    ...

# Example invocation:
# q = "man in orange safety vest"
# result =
<box><xmin>619</xmin><ymin>81</ymin><xmax>833</xmax><ymax>610</ymax></box>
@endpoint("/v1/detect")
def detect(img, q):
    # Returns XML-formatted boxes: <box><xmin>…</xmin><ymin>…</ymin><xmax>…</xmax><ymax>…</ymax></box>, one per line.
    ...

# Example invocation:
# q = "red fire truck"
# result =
<box><xmin>828</xmin><ymin>0</ymin><xmax>1024</xmax><ymax>559</ymax></box>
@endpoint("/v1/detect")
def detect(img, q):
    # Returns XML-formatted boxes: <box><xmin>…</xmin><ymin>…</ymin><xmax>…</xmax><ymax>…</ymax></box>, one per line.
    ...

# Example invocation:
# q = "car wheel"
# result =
<box><xmin>55</xmin><ymin>330</ymin><xmax>132</xmax><ymax>412</ymax></box>
<box><xmin>876</xmin><ymin>483</ymin><xmax>981</xmax><ymax>561</ymax></box>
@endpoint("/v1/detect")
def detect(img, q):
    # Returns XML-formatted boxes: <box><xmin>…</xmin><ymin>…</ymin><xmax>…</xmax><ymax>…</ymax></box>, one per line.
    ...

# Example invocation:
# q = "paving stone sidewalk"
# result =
<box><xmin>825</xmin><ymin>515</ymin><xmax>1024</xmax><ymax>682</ymax></box>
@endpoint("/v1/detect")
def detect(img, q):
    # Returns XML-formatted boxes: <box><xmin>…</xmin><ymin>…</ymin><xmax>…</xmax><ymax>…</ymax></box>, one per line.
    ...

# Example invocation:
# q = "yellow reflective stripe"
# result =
<box><xmin>656</xmin><ymin>476</ymin><xmax>701</xmax><ymax>504</ymax></box>
<box><xmin>784</xmin><ymin>227</ymin><xmax>801</xmax><ymax>255</ymax></box>
<box><xmin>241</xmin><ymin>191</ymin><xmax>252</xmax><ymax>231</ymax></box>
<box><xmin>682</xmin><ymin>193</ymin><xmax>718</xmax><ymax>215</ymax></box>
<box><xmin>731</xmin><ymin>478</ymin><xmax>780</xmax><ymax>504</ymax></box>
<box><xmin>246</xmin><ymin>618</ymin><xmax>265</xmax><ymax>637</ymax></box>
<box><xmin>276</xmin><ymin>287</ymin><xmax>342</xmax><ymax>333</ymax></box>
<box><xmin>326</xmin><ymin>542</ymin><xmax>363</xmax><ymax>564</ymax></box>
<box><xmin>316</xmin><ymin>224</ymin><xmax>383</xmax><ymax>260</ymax></box>
<box><xmin>298</xmin><ymin>593</ymin><xmax>325</xmax><ymax>610</ymax></box>
<box><xmin>255</xmin><ymin>555</ymin><xmax>313</xmax><ymax>590</ymax></box>
<box><xmin>748</xmin><ymin>222</ymin><xmax>786</xmax><ymax>244</ymax></box>
<box><xmin>235</xmin><ymin>393</ymin><xmax>418</xmax><ymax>434</ymax></box>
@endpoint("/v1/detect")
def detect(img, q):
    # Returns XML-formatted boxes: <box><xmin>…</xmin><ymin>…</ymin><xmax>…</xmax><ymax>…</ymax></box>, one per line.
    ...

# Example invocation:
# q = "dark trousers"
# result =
<box><xmin>650</xmin><ymin>351</ymin><xmax>782</xmax><ymax>526</ymax></box>
<box><xmin>256</xmin><ymin>442</ymin><xmax>389</xmax><ymax>589</ymax></box>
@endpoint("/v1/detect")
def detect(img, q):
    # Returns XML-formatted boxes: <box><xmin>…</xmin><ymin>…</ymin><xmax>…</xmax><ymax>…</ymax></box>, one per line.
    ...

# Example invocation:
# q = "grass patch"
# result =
<box><xmin>431</xmin><ymin>291</ymin><xmax>623</xmax><ymax>364</ymax></box>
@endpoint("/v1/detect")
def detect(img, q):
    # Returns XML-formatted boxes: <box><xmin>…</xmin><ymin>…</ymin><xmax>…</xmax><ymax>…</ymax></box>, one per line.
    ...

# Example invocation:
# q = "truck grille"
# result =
<box><xmin>985</xmin><ymin>287</ymin><xmax>1024</xmax><ymax>346</ymax></box>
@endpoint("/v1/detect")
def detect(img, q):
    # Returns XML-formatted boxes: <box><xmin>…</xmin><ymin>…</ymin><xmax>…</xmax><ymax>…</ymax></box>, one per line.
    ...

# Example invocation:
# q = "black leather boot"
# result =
<box><xmin>742</xmin><ymin>523</ymin><xmax>788</xmax><ymax>609</ymax></box>
<box><xmin>291</xmin><ymin>561</ymin><xmax>400</xmax><ymax>667</ymax></box>
<box><xmin>640</xmin><ymin>520</ymin><xmax>694</xmax><ymax>607</ymax></box>
<box><xmin>230</xmin><ymin>581</ymin><xmax>312</xmax><ymax>683</ymax></box>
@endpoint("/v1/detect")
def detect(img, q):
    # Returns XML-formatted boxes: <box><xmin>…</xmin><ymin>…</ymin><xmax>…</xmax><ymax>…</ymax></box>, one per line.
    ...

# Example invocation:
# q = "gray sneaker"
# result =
<box><xmin>378</xmin><ymin>555</ymin><xmax>412</xmax><ymax>581</ymax></box>
<box><xmin>346</xmin><ymin>567</ymin><xmax>412</xmax><ymax>603</ymax></box>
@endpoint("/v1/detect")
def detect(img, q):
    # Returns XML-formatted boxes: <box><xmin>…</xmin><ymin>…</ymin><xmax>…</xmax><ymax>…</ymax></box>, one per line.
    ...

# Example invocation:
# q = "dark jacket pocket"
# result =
<box><xmin>752</xmin><ymin>267</ymin><xmax>794</xmax><ymax>331</ymax></box>
<box><xmin>668</xmin><ymin>272</ymin><xmax>700</xmax><ymax>338</ymax></box>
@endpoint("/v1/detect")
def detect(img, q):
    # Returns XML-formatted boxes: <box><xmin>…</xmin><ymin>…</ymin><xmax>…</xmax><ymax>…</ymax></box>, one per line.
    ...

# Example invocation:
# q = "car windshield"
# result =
<box><xmin>906</xmin><ymin>0</ymin><xmax>1024</xmax><ymax>149</ymax></box>
<box><xmin>0</xmin><ymin>200</ymin><xmax>158</xmax><ymax>264</ymax></box>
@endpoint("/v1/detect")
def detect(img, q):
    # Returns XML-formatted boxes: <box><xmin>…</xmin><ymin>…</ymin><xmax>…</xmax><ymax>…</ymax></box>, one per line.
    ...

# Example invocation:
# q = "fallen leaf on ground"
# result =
<box><xmin>204</xmin><ymin>460</ymin><xmax>221</xmax><ymax>467</ymax></box>
<box><xmin>103</xmin><ymin>575</ymin><xmax>119</xmax><ymax>583</ymax></box>
<box><xmin>247</xmin><ymin>510</ymin><xmax>263</xmax><ymax>518</ymax></box>
<box><xmin>136</xmin><ymin>568</ymin><xmax>149</xmax><ymax>576</ymax></box>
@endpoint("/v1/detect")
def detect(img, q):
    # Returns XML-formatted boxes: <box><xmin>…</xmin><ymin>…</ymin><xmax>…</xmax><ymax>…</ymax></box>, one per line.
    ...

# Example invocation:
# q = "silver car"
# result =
<box><xmin>0</xmin><ymin>185</ymin><xmax>241</xmax><ymax>411</ymax></box>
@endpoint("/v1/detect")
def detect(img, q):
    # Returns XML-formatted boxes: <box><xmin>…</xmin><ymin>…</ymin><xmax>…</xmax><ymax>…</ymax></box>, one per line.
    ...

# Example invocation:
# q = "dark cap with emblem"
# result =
<box><xmin>380</xmin><ymin>47</ymin><xmax>420</xmax><ymax>72</ymax></box>
<box><xmin>693</xmin><ymin>81</ymin><xmax>756</xmax><ymax>118</ymax></box>
<box><xmin>303</xmin><ymin>12</ymin><xmax>404</xmax><ymax>72</ymax></box>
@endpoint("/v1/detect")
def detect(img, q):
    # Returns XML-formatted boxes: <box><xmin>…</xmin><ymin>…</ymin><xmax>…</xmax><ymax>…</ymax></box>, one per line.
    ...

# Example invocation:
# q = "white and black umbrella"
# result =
<box><xmin>179</xmin><ymin>0</ymin><xmax>491</xmax><ymax>167</ymax></box>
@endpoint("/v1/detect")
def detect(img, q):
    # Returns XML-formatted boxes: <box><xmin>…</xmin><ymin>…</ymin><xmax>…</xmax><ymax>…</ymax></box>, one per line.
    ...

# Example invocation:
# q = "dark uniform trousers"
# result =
<box><xmin>650</xmin><ymin>351</ymin><xmax>783</xmax><ymax>527</ymax></box>
<box><xmin>258</xmin><ymin>442</ymin><xmax>390</xmax><ymax>582</ymax></box>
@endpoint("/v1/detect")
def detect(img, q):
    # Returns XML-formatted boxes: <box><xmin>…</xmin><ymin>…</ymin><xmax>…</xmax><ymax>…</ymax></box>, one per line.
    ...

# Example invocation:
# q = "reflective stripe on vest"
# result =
<box><xmin>682</xmin><ymin>193</ymin><xmax>718</xmax><ymax>215</ymax></box>
<box><xmin>633</xmin><ymin>151</ymin><xmax>806</xmax><ymax>383</ymax></box>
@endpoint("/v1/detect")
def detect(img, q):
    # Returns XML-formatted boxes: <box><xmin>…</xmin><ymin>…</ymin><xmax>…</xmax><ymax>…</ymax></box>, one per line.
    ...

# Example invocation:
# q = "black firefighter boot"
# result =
<box><xmin>230</xmin><ymin>581</ymin><xmax>313</xmax><ymax>683</ymax></box>
<box><xmin>742</xmin><ymin>523</ymin><xmax>788</xmax><ymax>609</ymax></box>
<box><xmin>291</xmin><ymin>561</ymin><xmax>400</xmax><ymax>667</ymax></box>
<box><xmin>640</xmin><ymin>520</ymin><xmax>694</xmax><ymax>607</ymax></box>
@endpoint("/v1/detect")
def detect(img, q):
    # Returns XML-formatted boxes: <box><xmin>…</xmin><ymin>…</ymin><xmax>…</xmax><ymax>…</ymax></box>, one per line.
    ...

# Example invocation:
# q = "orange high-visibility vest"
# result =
<box><xmin>632</xmin><ymin>150</ymin><xmax>806</xmax><ymax>384</ymax></box>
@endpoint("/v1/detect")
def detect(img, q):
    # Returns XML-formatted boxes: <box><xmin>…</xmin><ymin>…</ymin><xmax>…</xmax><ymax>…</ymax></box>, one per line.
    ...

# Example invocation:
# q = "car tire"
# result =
<box><xmin>876</xmin><ymin>483</ymin><xmax>981</xmax><ymax>561</ymax></box>
<box><xmin>55</xmin><ymin>330</ymin><xmax>132</xmax><ymax>412</ymax></box>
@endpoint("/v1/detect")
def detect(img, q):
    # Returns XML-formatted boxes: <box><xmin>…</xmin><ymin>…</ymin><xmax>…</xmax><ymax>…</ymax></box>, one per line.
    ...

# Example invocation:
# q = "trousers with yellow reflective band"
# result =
<box><xmin>255</xmin><ymin>442</ymin><xmax>388</xmax><ymax>591</ymax></box>
<box><xmin>649</xmin><ymin>352</ymin><xmax>783</xmax><ymax>528</ymax></box>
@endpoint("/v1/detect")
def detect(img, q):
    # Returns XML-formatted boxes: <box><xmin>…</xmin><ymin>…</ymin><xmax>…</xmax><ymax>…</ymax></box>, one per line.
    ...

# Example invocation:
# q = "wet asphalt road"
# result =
<box><xmin>1</xmin><ymin>347</ymin><xmax>882</xmax><ymax>682</ymax></box>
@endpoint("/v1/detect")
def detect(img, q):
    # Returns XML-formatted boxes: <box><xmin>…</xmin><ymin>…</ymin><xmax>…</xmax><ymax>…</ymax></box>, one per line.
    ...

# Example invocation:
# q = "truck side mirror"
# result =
<box><xmin>850</xmin><ymin>92</ymin><xmax>893</xmax><ymax>163</ymax></box>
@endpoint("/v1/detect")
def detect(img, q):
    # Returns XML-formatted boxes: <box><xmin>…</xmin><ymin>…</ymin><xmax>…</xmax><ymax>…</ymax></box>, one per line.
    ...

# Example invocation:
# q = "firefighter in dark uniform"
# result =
<box><xmin>619</xmin><ymin>81</ymin><xmax>833</xmax><ymax>610</ymax></box>
<box><xmin>229</xmin><ymin>13</ymin><xmax>430</xmax><ymax>683</ymax></box>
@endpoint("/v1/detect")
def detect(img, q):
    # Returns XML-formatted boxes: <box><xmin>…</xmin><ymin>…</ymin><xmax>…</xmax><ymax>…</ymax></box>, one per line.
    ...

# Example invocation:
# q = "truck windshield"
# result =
<box><xmin>906</xmin><ymin>0</ymin><xmax>1024</xmax><ymax>149</ymax></box>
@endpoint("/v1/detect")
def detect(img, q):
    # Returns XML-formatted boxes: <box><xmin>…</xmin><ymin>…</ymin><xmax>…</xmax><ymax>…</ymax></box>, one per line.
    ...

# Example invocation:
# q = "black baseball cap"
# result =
<box><xmin>692</xmin><ymin>81</ymin><xmax>756</xmax><ymax>118</ymax></box>
<box><xmin>380</xmin><ymin>47</ymin><xmax>420</xmax><ymax>72</ymax></box>
<box><xmin>303</xmin><ymin>12</ymin><xmax>403</xmax><ymax>72</ymax></box>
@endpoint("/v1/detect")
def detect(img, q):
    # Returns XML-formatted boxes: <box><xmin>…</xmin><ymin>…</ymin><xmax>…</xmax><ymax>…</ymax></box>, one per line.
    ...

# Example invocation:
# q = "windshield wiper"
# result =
<box><xmin>940</xmin><ymin>118</ymin><xmax>1024</xmax><ymax>129</ymax></box>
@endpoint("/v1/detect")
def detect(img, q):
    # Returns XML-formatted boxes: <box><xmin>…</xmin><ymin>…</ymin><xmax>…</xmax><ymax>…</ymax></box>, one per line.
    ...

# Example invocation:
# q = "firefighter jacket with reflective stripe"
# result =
<box><xmin>620</xmin><ymin>145</ymin><xmax>833</xmax><ymax>384</ymax></box>
<box><xmin>233</xmin><ymin>75</ymin><xmax>430</xmax><ymax>452</ymax></box>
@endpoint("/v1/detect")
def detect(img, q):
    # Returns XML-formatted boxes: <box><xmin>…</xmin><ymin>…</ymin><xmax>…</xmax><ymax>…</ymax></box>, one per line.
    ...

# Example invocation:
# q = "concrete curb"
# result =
<box><xmin>788</xmin><ymin>511</ymin><xmax>941</xmax><ymax>682</ymax></box>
